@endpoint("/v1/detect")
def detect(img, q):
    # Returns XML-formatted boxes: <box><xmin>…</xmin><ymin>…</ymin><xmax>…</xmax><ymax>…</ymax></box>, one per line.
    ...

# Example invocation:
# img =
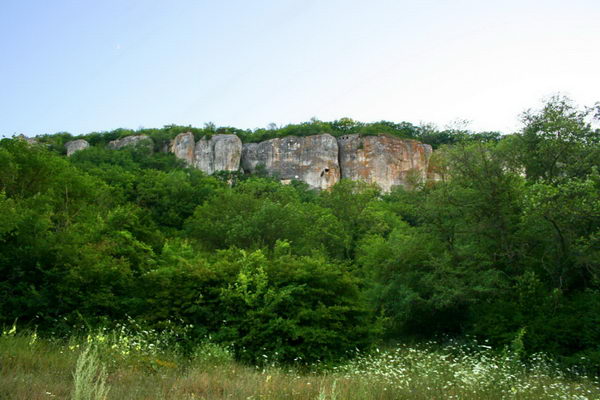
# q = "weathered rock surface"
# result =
<box><xmin>169</xmin><ymin>132</ymin><xmax>195</xmax><ymax>165</ymax></box>
<box><xmin>65</xmin><ymin>139</ymin><xmax>89</xmax><ymax>156</ymax></box>
<box><xmin>193</xmin><ymin>134</ymin><xmax>242</xmax><ymax>174</ymax></box>
<box><xmin>118</xmin><ymin>132</ymin><xmax>435</xmax><ymax>190</ymax></box>
<box><xmin>337</xmin><ymin>134</ymin><xmax>432</xmax><ymax>192</ymax></box>
<box><xmin>241</xmin><ymin>134</ymin><xmax>340</xmax><ymax>190</ymax></box>
<box><xmin>167</xmin><ymin>133</ymin><xmax>242</xmax><ymax>174</ymax></box>
<box><xmin>108</xmin><ymin>135</ymin><xmax>153</xmax><ymax>150</ymax></box>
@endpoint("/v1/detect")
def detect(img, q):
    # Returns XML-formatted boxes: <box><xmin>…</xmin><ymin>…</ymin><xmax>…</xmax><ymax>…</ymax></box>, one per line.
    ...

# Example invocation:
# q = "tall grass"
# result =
<box><xmin>71</xmin><ymin>346</ymin><xmax>109</xmax><ymax>400</ymax></box>
<box><xmin>0</xmin><ymin>326</ymin><xmax>598</xmax><ymax>400</ymax></box>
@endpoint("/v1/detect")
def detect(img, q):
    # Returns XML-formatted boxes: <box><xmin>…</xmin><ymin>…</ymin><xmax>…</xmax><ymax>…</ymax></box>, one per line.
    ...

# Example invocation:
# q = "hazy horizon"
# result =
<box><xmin>1</xmin><ymin>0</ymin><xmax>599</xmax><ymax>138</ymax></box>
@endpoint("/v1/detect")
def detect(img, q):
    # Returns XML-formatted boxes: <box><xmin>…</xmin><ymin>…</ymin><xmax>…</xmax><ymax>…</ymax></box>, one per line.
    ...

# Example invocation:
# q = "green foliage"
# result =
<box><xmin>318</xmin><ymin>179</ymin><xmax>383</xmax><ymax>258</ymax></box>
<box><xmin>135</xmin><ymin>169</ymin><xmax>222</xmax><ymax>229</ymax></box>
<box><xmin>520</xmin><ymin>174</ymin><xmax>600</xmax><ymax>289</ymax></box>
<box><xmin>185</xmin><ymin>178</ymin><xmax>349</xmax><ymax>258</ymax></box>
<box><xmin>414</xmin><ymin>123</ymin><xmax>501</xmax><ymax>149</ymax></box>
<box><xmin>1</xmin><ymin>97</ymin><xmax>599</xmax><ymax>370</ymax></box>
<box><xmin>293</xmin><ymin>116</ymin><xmax>417</xmax><ymax>139</ymax></box>
<box><xmin>136</xmin><ymin>239</ymin><xmax>225</xmax><ymax>337</ymax></box>
<box><xmin>214</xmin><ymin>245</ymin><xmax>378</xmax><ymax>364</ymax></box>
<box><xmin>513</xmin><ymin>95</ymin><xmax>600</xmax><ymax>183</ymax></box>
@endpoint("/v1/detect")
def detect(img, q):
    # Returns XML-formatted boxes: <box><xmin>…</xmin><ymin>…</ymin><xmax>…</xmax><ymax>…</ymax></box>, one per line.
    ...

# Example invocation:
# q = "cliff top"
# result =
<box><xmin>26</xmin><ymin>118</ymin><xmax>503</xmax><ymax>155</ymax></box>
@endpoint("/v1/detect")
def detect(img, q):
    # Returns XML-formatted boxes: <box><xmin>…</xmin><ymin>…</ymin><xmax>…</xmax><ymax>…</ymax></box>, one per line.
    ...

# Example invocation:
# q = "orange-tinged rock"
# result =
<box><xmin>241</xmin><ymin>134</ymin><xmax>340</xmax><ymax>190</ymax></box>
<box><xmin>169</xmin><ymin>132</ymin><xmax>195</xmax><ymax>166</ymax></box>
<box><xmin>337</xmin><ymin>134</ymin><xmax>432</xmax><ymax>192</ymax></box>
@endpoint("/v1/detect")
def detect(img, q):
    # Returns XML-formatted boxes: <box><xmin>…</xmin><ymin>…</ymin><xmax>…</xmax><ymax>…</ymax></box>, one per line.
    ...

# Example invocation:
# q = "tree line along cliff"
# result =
<box><xmin>65</xmin><ymin>132</ymin><xmax>435</xmax><ymax>192</ymax></box>
<box><xmin>3</xmin><ymin>98</ymin><xmax>599</xmax><ymax>370</ymax></box>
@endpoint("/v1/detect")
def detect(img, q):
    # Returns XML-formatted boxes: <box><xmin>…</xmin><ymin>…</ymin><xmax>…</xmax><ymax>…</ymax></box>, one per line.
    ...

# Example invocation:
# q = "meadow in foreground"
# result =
<box><xmin>1</xmin><ymin>326</ymin><xmax>599</xmax><ymax>400</ymax></box>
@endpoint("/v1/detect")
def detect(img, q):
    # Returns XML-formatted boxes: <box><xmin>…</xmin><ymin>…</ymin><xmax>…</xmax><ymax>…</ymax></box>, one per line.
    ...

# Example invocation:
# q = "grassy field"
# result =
<box><xmin>1</xmin><ymin>327</ymin><xmax>598</xmax><ymax>400</ymax></box>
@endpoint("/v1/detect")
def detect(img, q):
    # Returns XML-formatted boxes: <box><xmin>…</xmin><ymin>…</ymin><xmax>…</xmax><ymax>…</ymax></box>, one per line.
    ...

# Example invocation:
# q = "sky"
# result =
<box><xmin>1</xmin><ymin>0</ymin><xmax>599</xmax><ymax>138</ymax></box>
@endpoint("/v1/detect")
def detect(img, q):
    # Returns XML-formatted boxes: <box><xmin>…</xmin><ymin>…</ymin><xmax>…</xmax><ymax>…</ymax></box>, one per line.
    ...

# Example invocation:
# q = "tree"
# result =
<box><xmin>516</xmin><ymin>95</ymin><xmax>600</xmax><ymax>183</ymax></box>
<box><xmin>135</xmin><ymin>169</ymin><xmax>221</xmax><ymax>230</ymax></box>
<box><xmin>215</xmin><ymin>244</ymin><xmax>378</xmax><ymax>364</ymax></box>
<box><xmin>185</xmin><ymin>178</ymin><xmax>348</xmax><ymax>258</ymax></box>
<box><xmin>520</xmin><ymin>171</ymin><xmax>600</xmax><ymax>290</ymax></box>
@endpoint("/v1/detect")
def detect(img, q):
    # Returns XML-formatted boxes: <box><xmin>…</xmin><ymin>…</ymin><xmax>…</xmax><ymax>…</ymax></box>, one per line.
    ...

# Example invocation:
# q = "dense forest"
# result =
<box><xmin>1</xmin><ymin>95</ymin><xmax>599</xmax><ymax>372</ymax></box>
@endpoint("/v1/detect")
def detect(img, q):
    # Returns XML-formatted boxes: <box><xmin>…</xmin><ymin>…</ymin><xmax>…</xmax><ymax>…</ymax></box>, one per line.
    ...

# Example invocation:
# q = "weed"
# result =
<box><xmin>71</xmin><ymin>346</ymin><xmax>110</xmax><ymax>400</ymax></box>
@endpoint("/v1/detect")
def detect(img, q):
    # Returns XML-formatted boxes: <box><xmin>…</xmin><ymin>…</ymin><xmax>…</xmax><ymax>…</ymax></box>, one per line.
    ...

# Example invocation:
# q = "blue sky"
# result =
<box><xmin>1</xmin><ymin>0</ymin><xmax>599</xmax><ymax>138</ymax></box>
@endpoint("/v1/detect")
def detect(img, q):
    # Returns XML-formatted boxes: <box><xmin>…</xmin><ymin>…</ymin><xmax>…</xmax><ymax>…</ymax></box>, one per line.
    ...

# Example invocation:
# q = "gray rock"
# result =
<box><xmin>193</xmin><ymin>134</ymin><xmax>242</xmax><ymax>174</ymax></box>
<box><xmin>107</xmin><ymin>135</ymin><xmax>153</xmax><ymax>151</ymax></box>
<box><xmin>169</xmin><ymin>132</ymin><xmax>195</xmax><ymax>165</ymax></box>
<box><xmin>241</xmin><ymin>134</ymin><xmax>340</xmax><ymax>190</ymax></box>
<box><xmin>65</xmin><ymin>139</ymin><xmax>90</xmax><ymax>156</ymax></box>
<box><xmin>168</xmin><ymin>132</ymin><xmax>434</xmax><ymax>190</ymax></box>
<box><xmin>337</xmin><ymin>134</ymin><xmax>432</xmax><ymax>192</ymax></box>
<box><xmin>213</xmin><ymin>135</ymin><xmax>243</xmax><ymax>173</ymax></box>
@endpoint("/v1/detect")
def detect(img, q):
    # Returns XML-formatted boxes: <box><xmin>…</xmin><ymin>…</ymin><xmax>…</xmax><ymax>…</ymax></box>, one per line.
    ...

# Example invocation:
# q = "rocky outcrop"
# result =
<box><xmin>337</xmin><ymin>134</ymin><xmax>432</xmax><ymax>192</ymax></box>
<box><xmin>116</xmin><ymin>132</ymin><xmax>436</xmax><ymax>191</ymax></box>
<box><xmin>108</xmin><ymin>135</ymin><xmax>153</xmax><ymax>150</ymax></box>
<box><xmin>169</xmin><ymin>132</ymin><xmax>195</xmax><ymax>166</ymax></box>
<box><xmin>194</xmin><ymin>134</ymin><xmax>242</xmax><ymax>174</ymax></box>
<box><xmin>65</xmin><ymin>139</ymin><xmax>89</xmax><ymax>156</ymax></box>
<box><xmin>241</xmin><ymin>134</ymin><xmax>340</xmax><ymax>190</ymax></box>
<box><xmin>168</xmin><ymin>133</ymin><xmax>242</xmax><ymax>174</ymax></box>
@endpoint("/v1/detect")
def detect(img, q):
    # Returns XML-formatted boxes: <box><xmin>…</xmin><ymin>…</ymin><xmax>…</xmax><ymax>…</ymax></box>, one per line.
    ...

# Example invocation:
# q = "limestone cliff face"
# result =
<box><xmin>169</xmin><ymin>133</ymin><xmax>242</xmax><ymax>174</ymax></box>
<box><xmin>241</xmin><ymin>134</ymin><xmax>340</xmax><ymax>190</ymax></box>
<box><xmin>113</xmin><ymin>132</ymin><xmax>434</xmax><ymax>191</ymax></box>
<box><xmin>169</xmin><ymin>132</ymin><xmax>195</xmax><ymax>166</ymax></box>
<box><xmin>337</xmin><ymin>134</ymin><xmax>432</xmax><ymax>192</ymax></box>
<box><xmin>194</xmin><ymin>134</ymin><xmax>242</xmax><ymax>174</ymax></box>
<box><xmin>108</xmin><ymin>135</ymin><xmax>153</xmax><ymax>150</ymax></box>
<box><xmin>65</xmin><ymin>139</ymin><xmax>89</xmax><ymax>156</ymax></box>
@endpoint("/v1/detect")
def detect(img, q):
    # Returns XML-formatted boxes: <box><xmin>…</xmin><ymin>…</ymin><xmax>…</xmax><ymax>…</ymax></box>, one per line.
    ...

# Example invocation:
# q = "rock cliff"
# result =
<box><xmin>168</xmin><ymin>132</ymin><xmax>242</xmax><ymax>174</ymax></box>
<box><xmin>67</xmin><ymin>132</ymin><xmax>435</xmax><ymax>191</ymax></box>
<box><xmin>65</xmin><ymin>139</ymin><xmax>89</xmax><ymax>156</ymax></box>
<box><xmin>337</xmin><ymin>135</ymin><xmax>432</xmax><ymax>191</ymax></box>
<box><xmin>241</xmin><ymin>134</ymin><xmax>340</xmax><ymax>190</ymax></box>
<box><xmin>169</xmin><ymin>132</ymin><xmax>195</xmax><ymax>166</ymax></box>
<box><xmin>194</xmin><ymin>134</ymin><xmax>242</xmax><ymax>174</ymax></box>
